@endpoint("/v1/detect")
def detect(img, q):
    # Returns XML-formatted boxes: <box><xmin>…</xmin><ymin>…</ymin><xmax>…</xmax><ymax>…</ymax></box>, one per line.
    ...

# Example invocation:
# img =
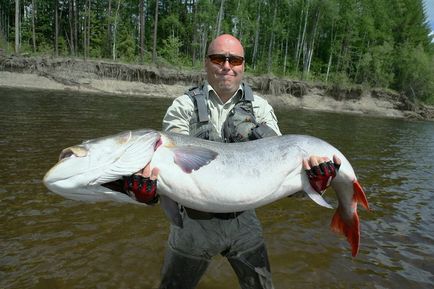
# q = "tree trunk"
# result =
<box><xmin>87</xmin><ymin>0</ymin><xmax>91</xmax><ymax>57</ymax></box>
<box><xmin>295</xmin><ymin>5</ymin><xmax>303</xmax><ymax>69</ymax></box>
<box><xmin>68</xmin><ymin>0</ymin><xmax>73</xmax><ymax>55</ymax></box>
<box><xmin>32</xmin><ymin>0</ymin><xmax>36</xmax><ymax>53</ymax></box>
<box><xmin>107</xmin><ymin>0</ymin><xmax>112</xmax><ymax>58</ymax></box>
<box><xmin>199</xmin><ymin>25</ymin><xmax>208</xmax><ymax>61</ymax></box>
<box><xmin>215</xmin><ymin>0</ymin><xmax>225</xmax><ymax>37</ymax></box>
<box><xmin>68</xmin><ymin>0</ymin><xmax>74</xmax><ymax>55</ymax></box>
<box><xmin>83</xmin><ymin>1</ymin><xmax>87</xmax><ymax>59</ymax></box>
<box><xmin>266</xmin><ymin>33</ymin><xmax>274</xmax><ymax>74</ymax></box>
<box><xmin>338</xmin><ymin>27</ymin><xmax>351</xmax><ymax>74</ymax></box>
<box><xmin>325</xmin><ymin>21</ymin><xmax>335</xmax><ymax>83</ymax></box>
<box><xmin>296</xmin><ymin>0</ymin><xmax>309</xmax><ymax>72</ymax></box>
<box><xmin>15</xmin><ymin>0</ymin><xmax>20</xmax><ymax>54</ymax></box>
<box><xmin>251</xmin><ymin>2</ymin><xmax>261</xmax><ymax>70</ymax></box>
<box><xmin>152</xmin><ymin>0</ymin><xmax>159</xmax><ymax>64</ymax></box>
<box><xmin>325</xmin><ymin>52</ymin><xmax>333</xmax><ymax>83</ymax></box>
<box><xmin>74</xmin><ymin>0</ymin><xmax>78</xmax><ymax>55</ymax></box>
<box><xmin>354</xmin><ymin>33</ymin><xmax>367</xmax><ymax>82</ymax></box>
<box><xmin>267</xmin><ymin>6</ymin><xmax>277</xmax><ymax>74</ymax></box>
<box><xmin>304</xmin><ymin>9</ymin><xmax>320</xmax><ymax>78</ymax></box>
<box><xmin>0</xmin><ymin>2</ymin><xmax>6</xmax><ymax>44</ymax></box>
<box><xmin>191</xmin><ymin>0</ymin><xmax>198</xmax><ymax>66</ymax></box>
<box><xmin>236</xmin><ymin>0</ymin><xmax>242</xmax><ymax>40</ymax></box>
<box><xmin>283</xmin><ymin>34</ymin><xmax>289</xmax><ymax>75</ymax></box>
<box><xmin>112</xmin><ymin>0</ymin><xmax>121</xmax><ymax>60</ymax></box>
<box><xmin>54</xmin><ymin>0</ymin><xmax>59</xmax><ymax>57</ymax></box>
<box><xmin>139</xmin><ymin>0</ymin><xmax>145</xmax><ymax>63</ymax></box>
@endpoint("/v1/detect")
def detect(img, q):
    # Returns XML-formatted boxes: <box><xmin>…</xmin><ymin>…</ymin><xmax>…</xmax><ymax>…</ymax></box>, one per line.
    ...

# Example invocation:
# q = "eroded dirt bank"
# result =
<box><xmin>1</xmin><ymin>56</ymin><xmax>433</xmax><ymax>120</ymax></box>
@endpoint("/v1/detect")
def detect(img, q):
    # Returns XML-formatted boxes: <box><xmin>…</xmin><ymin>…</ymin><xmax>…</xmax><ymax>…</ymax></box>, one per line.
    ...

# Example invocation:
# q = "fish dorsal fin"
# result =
<box><xmin>304</xmin><ymin>185</ymin><xmax>333</xmax><ymax>209</ymax></box>
<box><xmin>172</xmin><ymin>146</ymin><xmax>218</xmax><ymax>173</ymax></box>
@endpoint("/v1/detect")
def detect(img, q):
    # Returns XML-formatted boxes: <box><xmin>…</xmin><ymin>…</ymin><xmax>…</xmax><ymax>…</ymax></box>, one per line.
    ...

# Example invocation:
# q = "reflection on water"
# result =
<box><xmin>1</xmin><ymin>87</ymin><xmax>433</xmax><ymax>289</ymax></box>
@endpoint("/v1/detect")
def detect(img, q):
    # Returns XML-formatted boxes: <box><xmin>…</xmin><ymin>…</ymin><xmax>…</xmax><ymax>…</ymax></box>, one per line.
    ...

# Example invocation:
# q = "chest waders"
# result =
<box><xmin>159</xmin><ymin>84</ymin><xmax>275</xmax><ymax>289</ymax></box>
<box><xmin>184</xmin><ymin>83</ymin><xmax>254</xmax><ymax>220</ymax></box>
<box><xmin>186</xmin><ymin>83</ymin><xmax>278</xmax><ymax>143</ymax></box>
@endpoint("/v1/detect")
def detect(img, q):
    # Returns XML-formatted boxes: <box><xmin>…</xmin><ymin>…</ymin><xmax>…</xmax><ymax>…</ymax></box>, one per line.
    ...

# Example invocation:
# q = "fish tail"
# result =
<box><xmin>331</xmin><ymin>180</ymin><xmax>369</xmax><ymax>257</ymax></box>
<box><xmin>353</xmin><ymin>180</ymin><xmax>369</xmax><ymax>210</ymax></box>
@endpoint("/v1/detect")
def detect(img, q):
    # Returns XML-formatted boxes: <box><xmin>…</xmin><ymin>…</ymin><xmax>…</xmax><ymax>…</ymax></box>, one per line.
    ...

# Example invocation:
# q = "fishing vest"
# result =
<box><xmin>186</xmin><ymin>83</ymin><xmax>255</xmax><ymax>142</ymax></box>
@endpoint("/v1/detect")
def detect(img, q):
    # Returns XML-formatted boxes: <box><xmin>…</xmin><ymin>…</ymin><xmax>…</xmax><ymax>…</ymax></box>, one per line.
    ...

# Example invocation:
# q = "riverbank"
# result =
<box><xmin>1</xmin><ymin>56</ymin><xmax>433</xmax><ymax>120</ymax></box>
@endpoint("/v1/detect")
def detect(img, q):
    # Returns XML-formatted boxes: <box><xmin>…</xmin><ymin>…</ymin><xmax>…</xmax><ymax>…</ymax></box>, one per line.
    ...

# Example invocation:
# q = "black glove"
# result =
<box><xmin>305</xmin><ymin>161</ymin><xmax>340</xmax><ymax>193</ymax></box>
<box><xmin>123</xmin><ymin>175</ymin><xmax>159</xmax><ymax>205</ymax></box>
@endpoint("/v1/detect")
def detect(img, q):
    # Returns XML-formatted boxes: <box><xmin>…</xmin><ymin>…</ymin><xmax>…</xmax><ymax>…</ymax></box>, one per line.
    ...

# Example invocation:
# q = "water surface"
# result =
<box><xmin>0</xmin><ymin>87</ymin><xmax>433</xmax><ymax>288</ymax></box>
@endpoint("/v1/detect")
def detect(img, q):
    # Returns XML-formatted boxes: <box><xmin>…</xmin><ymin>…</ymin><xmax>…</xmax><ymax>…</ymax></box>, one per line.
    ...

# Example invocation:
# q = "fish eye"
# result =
<box><xmin>59</xmin><ymin>146</ymin><xmax>88</xmax><ymax>161</ymax></box>
<box><xmin>59</xmin><ymin>149</ymin><xmax>75</xmax><ymax>161</ymax></box>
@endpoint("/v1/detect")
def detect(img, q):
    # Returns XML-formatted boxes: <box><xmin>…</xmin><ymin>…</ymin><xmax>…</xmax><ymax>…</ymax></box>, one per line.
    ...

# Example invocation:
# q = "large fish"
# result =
<box><xmin>43</xmin><ymin>129</ymin><xmax>369</xmax><ymax>256</ymax></box>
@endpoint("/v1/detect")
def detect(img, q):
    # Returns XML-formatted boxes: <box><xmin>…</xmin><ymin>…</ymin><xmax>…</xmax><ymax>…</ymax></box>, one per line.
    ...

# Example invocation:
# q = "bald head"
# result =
<box><xmin>205</xmin><ymin>34</ymin><xmax>245</xmax><ymax>103</ymax></box>
<box><xmin>207</xmin><ymin>34</ymin><xmax>244</xmax><ymax>57</ymax></box>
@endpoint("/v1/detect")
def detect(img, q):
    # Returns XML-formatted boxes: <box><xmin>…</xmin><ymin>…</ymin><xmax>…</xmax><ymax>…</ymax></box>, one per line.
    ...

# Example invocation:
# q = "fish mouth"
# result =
<box><xmin>101</xmin><ymin>179</ymin><xmax>137</xmax><ymax>200</ymax></box>
<box><xmin>51</xmin><ymin>182</ymin><xmax>136</xmax><ymax>203</ymax></box>
<box><xmin>101</xmin><ymin>179</ymin><xmax>125</xmax><ymax>193</ymax></box>
<box><xmin>100</xmin><ymin>180</ymin><xmax>140</xmax><ymax>203</ymax></box>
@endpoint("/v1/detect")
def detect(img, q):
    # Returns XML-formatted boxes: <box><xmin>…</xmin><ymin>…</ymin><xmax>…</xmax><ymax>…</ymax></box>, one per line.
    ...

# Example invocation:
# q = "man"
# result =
<box><xmin>124</xmin><ymin>34</ymin><xmax>340</xmax><ymax>289</ymax></box>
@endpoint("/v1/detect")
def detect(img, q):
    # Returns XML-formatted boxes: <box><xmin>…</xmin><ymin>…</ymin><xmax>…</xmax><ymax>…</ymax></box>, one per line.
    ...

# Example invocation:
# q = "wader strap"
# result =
<box><xmin>186</xmin><ymin>82</ymin><xmax>254</xmax><ymax>123</ymax></box>
<box><xmin>196</xmin><ymin>94</ymin><xmax>209</xmax><ymax>122</ymax></box>
<box><xmin>186</xmin><ymin>86</ymin><xmax>209</xmax><ymax>123</ymax></box>
<box><xmin>242</xmin><ymin>83</ymin><xmax>254</xmax><ymax>102</ymax></box>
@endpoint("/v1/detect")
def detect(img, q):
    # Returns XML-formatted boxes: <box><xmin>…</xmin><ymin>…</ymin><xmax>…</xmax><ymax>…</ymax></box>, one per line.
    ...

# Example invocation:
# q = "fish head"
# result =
<box><xmin>43</xmin><ymin>129</ymin><xmax>161</xmax><ymax>202</ymax></box>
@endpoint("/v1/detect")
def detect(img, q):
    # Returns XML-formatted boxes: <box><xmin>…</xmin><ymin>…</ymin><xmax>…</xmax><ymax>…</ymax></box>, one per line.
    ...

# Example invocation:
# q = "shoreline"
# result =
<box><xmin>0</xmin><ymin>71</ymin><xmax>187</xmax><ymax>100</ymax></box>
<box><xmin>1</xmin><ymin>66</ymin><xmax>433</xmax><ymax>121</ymax></box>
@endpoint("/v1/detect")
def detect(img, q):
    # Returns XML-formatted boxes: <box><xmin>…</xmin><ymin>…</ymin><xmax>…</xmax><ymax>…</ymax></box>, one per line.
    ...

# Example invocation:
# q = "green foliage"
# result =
<box><xmin>329</xmin><ymin>72</ymin><xmax>352</xmax><ymax>88</ymax></box>
<box><xmin>0</xmin><ymin>32</ymin><xmax>7</xmax><ymax>49</ymax></box>
<box><xmin>89</xmin><ymin>9</ymin><xmax>104</xmax><ymax>58</ymax></box>
<box><xmin>2</xmin><ymin>0</ymin><xmax>433</xmax><ymax>103</ymax></box>
<box><xmin>160</xmin><ymin>14</ymin><xmax>185</xmax><ymax>40</ymax></box>
<box><xmin>160</xmin><ymin>35</ymin><xmax>183</xmax><ymax>65</ymax></box>
<box><xmin>117</xmin><ymin>25</ymin><xmax>136</xmax><ymax>62</ymax></box>
<box><xmin>395</xmin><ymin>44</ymin><xmax>434</xmax><ymax>102</ymax></box>
<box><xmin>37</xmin><ymin>41</ymin><xmax>53</xmax><ymax>55</ymax></box>
<box><xmin>357</xmin><ymin>42</ymin><xmax>395</xmax><ymax>88</ymax></box>
<box><xmin>58</xmin><ymin>36</ymin><xmax>69</xmax><ymax>56</ymax></box>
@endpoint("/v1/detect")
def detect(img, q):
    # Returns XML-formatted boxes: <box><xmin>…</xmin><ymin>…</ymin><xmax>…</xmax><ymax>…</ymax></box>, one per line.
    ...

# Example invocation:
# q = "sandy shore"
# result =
<box><xmin>0</xmin><ymin>70</ymin><xmax>426</xmax><ymax>119</ymax></box>
<box><xmin>0</xmin><ymin>71</ymin><xmax>186</xmax><ymax>99</ymax></box>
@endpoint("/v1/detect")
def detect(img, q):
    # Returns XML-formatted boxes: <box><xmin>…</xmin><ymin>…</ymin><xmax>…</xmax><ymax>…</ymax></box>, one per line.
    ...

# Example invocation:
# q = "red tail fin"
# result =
<box><xmin>331</xmin><ymin>181</ymin><xmax>369</xmax><ymax>257</ymax></box>
<box><xmin>353</xmin><ymin>181</ymin><xmax>369</xmax><ymax>210</ymax></box>
<box><xmin>331</xmin><ymin>207</ymin><xmax>360</xmax><ymax>257</ymax></box>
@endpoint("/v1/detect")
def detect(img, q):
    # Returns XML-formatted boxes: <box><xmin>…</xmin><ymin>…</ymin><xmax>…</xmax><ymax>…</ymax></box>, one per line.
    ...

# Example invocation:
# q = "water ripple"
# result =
<box><xmin>1</xmin><ymin>88</ymin><xmax>434</xmax><ymax>289</ymax></box>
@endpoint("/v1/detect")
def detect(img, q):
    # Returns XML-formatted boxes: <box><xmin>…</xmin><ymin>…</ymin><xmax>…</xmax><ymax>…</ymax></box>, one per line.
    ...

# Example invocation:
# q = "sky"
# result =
<box><xmin>424</xmin><ymin>0</ymin><xmax>434</xmax><ymax>39</ymax></box>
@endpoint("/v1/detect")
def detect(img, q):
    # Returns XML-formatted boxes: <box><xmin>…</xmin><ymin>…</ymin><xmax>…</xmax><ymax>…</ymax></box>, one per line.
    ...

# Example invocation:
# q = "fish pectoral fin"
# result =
<box><xmin>304</xmin><ymin>185</ymin><xmax>333</xmax><ymax>209</ymax></box>
<box><xmin>172</xmin><ymin>145</ymin><xmax>218</xmax><ymax>174</ymax></box>
<box><xmin>92</xmin><ymin>135</ymin><xmax>160</xmax><ymax>185</ymax></box>
<box><xmin>160</xmin><ymin>195</ymin><xmax>183</xmax><ymax>228</ymax></box>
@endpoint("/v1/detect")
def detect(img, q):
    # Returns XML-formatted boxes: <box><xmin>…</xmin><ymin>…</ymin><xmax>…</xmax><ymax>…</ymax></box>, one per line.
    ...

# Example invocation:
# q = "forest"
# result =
<box><xmin>1</xmin><ymin>0</ymin><xmax>433</xmax><ymax>103</ymax></box>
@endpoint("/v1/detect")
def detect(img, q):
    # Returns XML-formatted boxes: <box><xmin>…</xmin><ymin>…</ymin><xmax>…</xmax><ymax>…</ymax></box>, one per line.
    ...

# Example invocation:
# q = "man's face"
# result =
<box><xmin>205</xmin><ymin>38</ymin><xmax>244</xmax><ymax>100</ymax></box>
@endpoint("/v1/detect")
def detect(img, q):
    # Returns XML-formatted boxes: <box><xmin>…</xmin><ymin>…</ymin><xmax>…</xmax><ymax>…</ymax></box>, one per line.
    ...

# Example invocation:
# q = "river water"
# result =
<box><xmin>0</xmin><ymin>87</ymin><xmax>433</xmax><ymax>289</ymax></box>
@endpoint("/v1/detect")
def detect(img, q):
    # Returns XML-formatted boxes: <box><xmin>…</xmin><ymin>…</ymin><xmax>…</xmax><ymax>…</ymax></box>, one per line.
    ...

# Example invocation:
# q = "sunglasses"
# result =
<box><xmin>207</xmin><ymin>54</ymin><xmax>244</xmax><ymax>67</ymax></box>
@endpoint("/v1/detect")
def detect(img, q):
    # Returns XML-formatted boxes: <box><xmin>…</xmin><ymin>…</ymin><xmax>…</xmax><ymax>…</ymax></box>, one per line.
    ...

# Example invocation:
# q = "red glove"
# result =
<box><xmin>123</xmin><ymin>175</ymin><xmax>158</xmax><ymax>204</ymax></box>
<box><xmin>305</xmin><ymin>161</ymin><xmax>340</xmax><ymax>193</ymax></box>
